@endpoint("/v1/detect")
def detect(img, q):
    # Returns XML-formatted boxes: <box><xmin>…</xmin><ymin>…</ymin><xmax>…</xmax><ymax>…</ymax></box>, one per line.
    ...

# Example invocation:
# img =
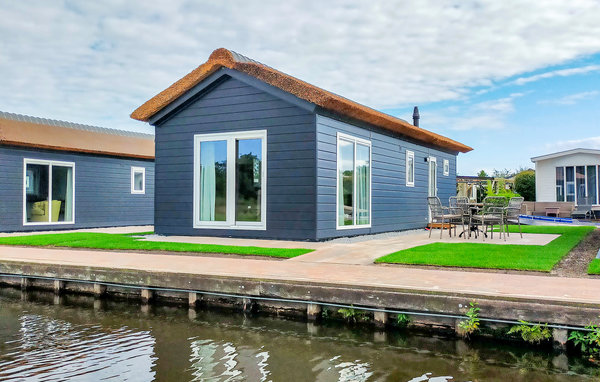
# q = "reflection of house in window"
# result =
<box><xmin>24</xmin><ymin>159</ymin><xmax>74</xmax><ymax>224</ymax></box>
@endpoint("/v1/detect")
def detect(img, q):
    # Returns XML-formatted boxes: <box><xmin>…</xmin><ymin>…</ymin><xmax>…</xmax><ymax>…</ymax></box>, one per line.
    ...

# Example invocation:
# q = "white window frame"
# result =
<box><xmin>406</xmin><ymin>150</ymin><xmax>415</xmax><ymax>187</ymax></box>
<box><xmin>131</xmin><ymin>167</ymin><xmax>146</xmax><ymax>194</ymax></box>
<box><xmin>336</xmin><ymin>132</ymin><xmax>372</xmax><ymax>230</ymax></box>
<box><xmin>443</xmin><ymin>159</ymin><xmax>450</xmax><ymax>176</ymax></box>
<box><xmin>193</xmin><ymin>130</ymin><xmax>267</xmax><ymax>230</ymax></box>
<box><xmin>23</xmin><ymin>158</ymin><xmax>75</xmax><ymax>226</ymax></box>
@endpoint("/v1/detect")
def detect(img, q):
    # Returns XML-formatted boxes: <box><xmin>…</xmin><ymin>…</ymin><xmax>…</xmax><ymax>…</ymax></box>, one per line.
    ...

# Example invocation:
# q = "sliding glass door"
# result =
<box><xmin>194</xmin><ymin>131</ymin><xmax>266</xmax><ymax>230</ymax></box>
<box><xmin>24</xmin><ymin>159</ymin><xmax>74</xmax><ymax>225</ymax></box>
<box><xmin>337</xmin><ymin>133</ymin><xmax>371</xmax><ymax>229</ymax></box>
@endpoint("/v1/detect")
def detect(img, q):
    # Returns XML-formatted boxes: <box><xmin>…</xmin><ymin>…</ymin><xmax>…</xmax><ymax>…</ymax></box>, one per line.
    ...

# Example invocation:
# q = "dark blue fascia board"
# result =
<box><xmin>149</xmin><ymin>69</ymin><xmax>230</xmax><ymax>126</ymax></box>
<box><xmin>149</xmin><ymin>67</ymin><xmax>316</xmax><ymax>126</ymax></box>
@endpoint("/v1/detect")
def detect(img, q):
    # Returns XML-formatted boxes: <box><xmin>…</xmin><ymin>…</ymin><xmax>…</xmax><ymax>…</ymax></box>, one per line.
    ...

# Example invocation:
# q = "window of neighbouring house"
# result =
<box><xmin>131</xmin><ymin>167</ymin><xmax>146</xmax><ymax>194</ymax></box>
<box><xmin>406</xmin><ymin>150</ymin><xmax>415</xmax><ymax>187</ymax></box>
<box><xmin>193</xmin><ymin>130</ymin><xmax>266</xmax><ymax>230</ymax></box>
<box><xmin>337</xmin><ymin>133</ymin><xmax>371</xmax><ymax>229</ymax></box>
<box><xmin>24</xmin><ymin>159</ymin><xmax>74</xmax><ymax>225</ymax></box>
<box><xmin>556</xmin><ymin>167</ymin><xmax>564</xmax><ymax>202</ymax></box>
<box><xmin>576</xmin><ymin>166</ymin><xmax>586</xmax><ymax>201</ymax></box>
<box><xmin>565</xmin><ymin>166</ymin><xmax>575</xmax><ymax>202</ymax></box>
<box><xmin>443</xmin><ymin>159</ymin><xmax>449</xmax><ymax>176</ymax></box>
<box><xmin>587</xmin><ymin>165</ymin><xmax>597</xmax><ymax>205</ymax></box>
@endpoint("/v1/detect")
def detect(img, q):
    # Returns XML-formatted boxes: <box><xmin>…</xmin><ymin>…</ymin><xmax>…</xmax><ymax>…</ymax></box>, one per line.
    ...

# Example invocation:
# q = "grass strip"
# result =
<box><xmin>0</xmin><ymin>232</ymin><xmax>313</xmax><ymax>258</ymax></box>
<box><xmin>588</xmin><ymin>259</ymin><xmax>600</xmax><ymax>275</ymax></box>
<box><xmin>375</xmin><ymin>225</ymin><xmax>595</xmax><ymax>272</ymax></box>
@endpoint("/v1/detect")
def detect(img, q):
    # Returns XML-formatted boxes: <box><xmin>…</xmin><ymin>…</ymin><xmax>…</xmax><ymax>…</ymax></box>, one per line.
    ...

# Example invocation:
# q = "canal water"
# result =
<box><xmin>0</xmin><ymin>288</ymin><xmax>598</xmax><ymax>381</ymax></box>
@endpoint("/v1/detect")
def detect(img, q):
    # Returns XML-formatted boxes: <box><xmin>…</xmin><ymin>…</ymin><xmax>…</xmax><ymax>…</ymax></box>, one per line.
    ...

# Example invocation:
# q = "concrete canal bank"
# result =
<box><xmin>1</xmin><ymin>246</ymin><xmax>600</xmax><ymax>348</ymax></box>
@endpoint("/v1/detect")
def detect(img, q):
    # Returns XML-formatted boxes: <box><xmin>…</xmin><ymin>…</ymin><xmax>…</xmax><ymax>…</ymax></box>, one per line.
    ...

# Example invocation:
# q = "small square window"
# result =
<box><xmin>443</xmin><ymin>159</ymin><xmax>450</xmax><ymax>176</ymax></box>
<box><xmin>131</xmin><ymin>167</ymin><xmax>145</xmax><ymax>194</ymax></box>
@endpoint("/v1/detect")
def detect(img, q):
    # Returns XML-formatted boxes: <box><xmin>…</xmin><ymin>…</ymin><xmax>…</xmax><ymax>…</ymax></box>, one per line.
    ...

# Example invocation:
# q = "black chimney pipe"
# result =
<box><xmin>413</xmin><ymin>106</ymin><xmax>420</xmax><ymax>127</ymax></box>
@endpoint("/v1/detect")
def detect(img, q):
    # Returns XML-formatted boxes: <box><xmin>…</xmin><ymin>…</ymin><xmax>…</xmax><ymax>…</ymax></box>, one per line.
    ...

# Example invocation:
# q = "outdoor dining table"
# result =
<box><xmin>459</xmin><ymin>202</ymin><xmax>487</xmax><ymax>238</ymax></box>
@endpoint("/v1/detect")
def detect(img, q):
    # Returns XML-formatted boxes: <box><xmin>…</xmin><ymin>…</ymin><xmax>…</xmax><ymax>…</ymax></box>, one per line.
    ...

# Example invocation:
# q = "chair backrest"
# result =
<box><xmin>575</xmin><ymin>196</ymin><xmax>593</xmax><ymax>210</ymax></box>
<box><xmin>449</xmin><ymin>196</ymin><xmax>458</xmax><ymax>208</ymax></box>
<box><xmin>427</xmin><ymin>196</ymin><xmax>444</xmax><ymax>216</ymax></box>
<box><xmin>482</xmin><ymin>196</ymin><xmax>507</xmax><ymax>214</ymax></box>
<box><xmin>506</xmin><ymin>197</ymin><xmax>524</xmax><ymax>217</ymax></box>
<box><xmin>453</xmin><ymin>196</ymin><xmax>470</xmax><ymax>215</ymax></box>
<box><xmin>508</xmin><ymin>197</ymin><xmax>524</xmax><ymax>208</ymax></box>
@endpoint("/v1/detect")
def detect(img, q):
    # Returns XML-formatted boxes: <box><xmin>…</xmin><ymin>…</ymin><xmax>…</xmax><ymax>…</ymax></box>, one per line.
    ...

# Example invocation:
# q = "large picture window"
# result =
<box><xmin>556</xmin><ymin>165</ymin><xmax>599</xmax><ymax>205</ymax></box>
<box><xmin>337</xmin><ymin>133</ymin><xmax>371</xmax><ymax>229</ymax></box>
<box><xmin>193</xmin><ymin>130</ymin><xmax>266</xmax><ymax>230</ymax></box>
<box><xmin>23</xmin><ymin>159</ymin><xmax>74</xmax><ymax>225</ymax></box>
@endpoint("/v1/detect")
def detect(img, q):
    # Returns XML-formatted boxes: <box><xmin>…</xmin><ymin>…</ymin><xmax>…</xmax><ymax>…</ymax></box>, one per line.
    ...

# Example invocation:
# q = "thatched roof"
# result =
<box><xmin>131</xmin><ymin>48</ymin><xmax>472</xmax><ymax>153</ymax></box>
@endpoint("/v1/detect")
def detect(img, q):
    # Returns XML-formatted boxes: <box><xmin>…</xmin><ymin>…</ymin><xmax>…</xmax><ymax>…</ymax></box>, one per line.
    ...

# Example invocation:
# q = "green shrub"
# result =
<box><xmin>337</xmin><ymin>306</ymin><xmax>369</xmax><ymax>323</ymax></box>
<box><xmin>508</xmin><ymin>321</ymin><xmax>551</xmax><ymax>344</ymax></box>
<box><xmin>397</xmin><ymin>313</ymin><xmax>411</xmax><ymax>328</ymax></box>
<box><xmin>514</xmin><ymin>171</ymin><xmax>536</xmax><ymax>201</ymax></box>
<box><xmin>569</xmin><ymin>324</ymin><xmax>600</xmax><ymax>358</ymax></box>
<box><xmin>458</xmin><ymin>301</ymin><xmax>480</xmax><ymax>337</ymax></box>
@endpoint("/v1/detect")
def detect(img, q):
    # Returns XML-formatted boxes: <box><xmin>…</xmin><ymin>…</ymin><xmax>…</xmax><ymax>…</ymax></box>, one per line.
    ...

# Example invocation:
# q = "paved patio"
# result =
<box><xmin>143</xmin><ymin>230</ymin><xmax>559</xmax><ymax>265</ymax></box>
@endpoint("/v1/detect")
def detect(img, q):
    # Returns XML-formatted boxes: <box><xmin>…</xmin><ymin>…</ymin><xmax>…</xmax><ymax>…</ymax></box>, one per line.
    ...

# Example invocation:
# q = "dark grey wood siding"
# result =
<box><xmin>154</xmin><ymin>76</ymin><xmax>317</xmax><ymax>240</ymax></box>
<box><xmin>0</xmin><ymin>146</ymin><xmax>154</xmax><ymax>232</ymax></box>
<box><xmin>316</xmin><ymin>114</ymin><xmax>457</xmax><ymax>240</ymax></box>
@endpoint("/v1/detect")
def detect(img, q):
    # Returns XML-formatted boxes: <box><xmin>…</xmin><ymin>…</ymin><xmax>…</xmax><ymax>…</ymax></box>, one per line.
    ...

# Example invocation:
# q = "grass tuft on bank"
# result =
<box><xmin>375</xmin><ymin>225</ymin><xmax>595</xmax><ymax>272</ymax></box>
<box><xmin>587</xmin><ymin>259</ymin><xmax>600</xmax><ymax>275</ymax></box>
<box><xmin>0</xmin><ymin>232</ymin><xmax>313</xmax><ymax>258</ymax></box>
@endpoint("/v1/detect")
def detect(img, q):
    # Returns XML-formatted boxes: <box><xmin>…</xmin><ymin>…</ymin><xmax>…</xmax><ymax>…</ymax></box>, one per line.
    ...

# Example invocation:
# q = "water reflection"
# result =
<box><xmin>0</xmin><ymin>288</ymin><xmax>599</xmax><ymax>381</ymax></box>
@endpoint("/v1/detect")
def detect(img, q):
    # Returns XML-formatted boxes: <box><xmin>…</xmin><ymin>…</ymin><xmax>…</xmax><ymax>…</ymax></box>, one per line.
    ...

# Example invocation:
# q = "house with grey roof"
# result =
<box><xmin>0</xmin><ymin>111</ymin><xmax>155</xmax><ymax>232</ymax></box>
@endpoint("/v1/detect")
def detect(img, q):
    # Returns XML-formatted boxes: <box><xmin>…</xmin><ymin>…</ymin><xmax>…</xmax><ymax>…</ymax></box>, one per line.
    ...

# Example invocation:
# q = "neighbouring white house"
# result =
<box><xmin>531</xmin><ymin>148</ymin><xmax>600</xmax><ymax>206</ymax></box>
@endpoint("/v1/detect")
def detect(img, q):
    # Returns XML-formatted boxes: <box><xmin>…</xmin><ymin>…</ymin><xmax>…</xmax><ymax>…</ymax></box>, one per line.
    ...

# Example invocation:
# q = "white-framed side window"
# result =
<box><xmin>131</xmin><ymin>167</ymin><xmax>146</xmax><ymax>194</ymax></box>
<box><xmin>443</xmin><ymin>159</ymin><xmax>450</xmax><ymax>176</ymax></box>
<box><xmin>193</xmin><ymin>130</ymin><xmax>267</xmax><ymax>230</ymax></box>
<box><xmin>337</xmin><ymin>132</ymin><xmax>371</xmax><ymax>229</ymax></box>
<box><xmin>406</xmin><ymin>150</ymin><xmax>415</xmax><ymax>187</ymax></box>
<box><xmin>23</xmin><ymin>158</ymin><xmax>75</xmax><ymax>225</ymax></box>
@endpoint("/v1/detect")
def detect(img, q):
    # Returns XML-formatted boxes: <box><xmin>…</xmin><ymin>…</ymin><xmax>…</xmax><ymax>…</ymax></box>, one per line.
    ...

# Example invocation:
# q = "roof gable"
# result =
<box><xmin>531</xmin><ymin>148</ymin><xmax>600</xmax><ymax>162</ymax></box>
<box><xmin>131</xmin><ymin>48</ymin><xmax>472</xmax><ymax>153</ymax></box>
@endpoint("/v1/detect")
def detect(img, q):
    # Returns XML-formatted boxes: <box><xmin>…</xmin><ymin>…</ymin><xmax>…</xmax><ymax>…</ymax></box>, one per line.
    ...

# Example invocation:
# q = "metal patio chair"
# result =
<box><xmin>427</xmin><ymin>197</ymin><xmax>464</xmax><ymax>239</ymax></box>
<box><xmin>471</xmin><ymin>196</ymin><xmax>507</xmax><ymax>241</ymax></box>
<box><xmin>450</xmin><ymin>196</ymin><xmax>470</xmax><ymax>238</ymax></box>
<box><xmin>504</xmin><ymin>197</ymin><xmax>524</xmax><ymax>239</ymax></box>
<box><xmin>572</xmin><ymin>196</ymin><xmax>593</xmax><ymax>219</ymax></box>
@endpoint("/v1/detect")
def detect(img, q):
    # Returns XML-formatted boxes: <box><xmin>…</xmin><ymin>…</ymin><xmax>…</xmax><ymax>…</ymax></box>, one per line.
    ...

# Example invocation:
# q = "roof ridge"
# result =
<box><xmin>131</xmin><ymin>48</ymin><xmax>472</xmax><ymax>153</ymax></box>
<box><xmin>0</xmin><ymin>110</ymin><xmax>154</xmax><ymax>139</ymax></box>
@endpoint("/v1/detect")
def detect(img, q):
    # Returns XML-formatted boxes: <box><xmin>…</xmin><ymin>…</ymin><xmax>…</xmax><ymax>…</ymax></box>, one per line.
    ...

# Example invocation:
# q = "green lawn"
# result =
<box><xmin>588</xmin><ymin>259</ymin><xmax>600</xmax><ymax>275</ymax></box>
<box><xmin>375</xmin><ymin>225</ymin><xmax>595</xmax><ymax>271</ymax></box>
<box><xmin>0</xmin><ymin>232</ymin><xmax>313</xmax><ymax>258</ymax></box>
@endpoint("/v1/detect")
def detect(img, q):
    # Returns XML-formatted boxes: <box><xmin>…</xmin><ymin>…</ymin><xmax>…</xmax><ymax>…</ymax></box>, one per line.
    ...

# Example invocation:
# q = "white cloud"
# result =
<box><xmin>0</xmin><ymin>0</ymin><xmax>599</xmax><ymax>132</ymax></box>
<box><xmin>538</xmin><ymin>90</ymin><xmax>599</xmax><ymax>105</ymax></box>
<box><xmin>426</xmin><ymin>93</ymin><xmax>525</xmax><ymax>131</ymax></box>
<box><xmin>544</xmin><ymin>137</ymin><xmax>600</xmax><ymax>152</ymax></box>
<box><xmin>513</xmin><ymin>65</ymin><xmax>600</xmax><ymax>85</ymax></box>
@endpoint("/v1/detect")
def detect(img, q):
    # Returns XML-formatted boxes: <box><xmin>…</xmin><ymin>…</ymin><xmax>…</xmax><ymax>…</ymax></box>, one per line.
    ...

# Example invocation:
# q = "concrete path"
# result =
<box><xmin>0</xmin><ymin>246</ymin><xmax>599</xmax><ymax>305</ymax></box>
<box><xmin>144</xmin><ymin>231</ymin><xmax>559</xmax><ymax>265</ymax></box>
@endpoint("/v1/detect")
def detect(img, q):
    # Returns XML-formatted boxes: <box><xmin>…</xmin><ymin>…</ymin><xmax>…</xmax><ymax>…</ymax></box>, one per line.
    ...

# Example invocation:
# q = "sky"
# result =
<box><xmin>1</xmin><ymin>0</ymin><xmax>599</xmax><ymax>175</ymax></box>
